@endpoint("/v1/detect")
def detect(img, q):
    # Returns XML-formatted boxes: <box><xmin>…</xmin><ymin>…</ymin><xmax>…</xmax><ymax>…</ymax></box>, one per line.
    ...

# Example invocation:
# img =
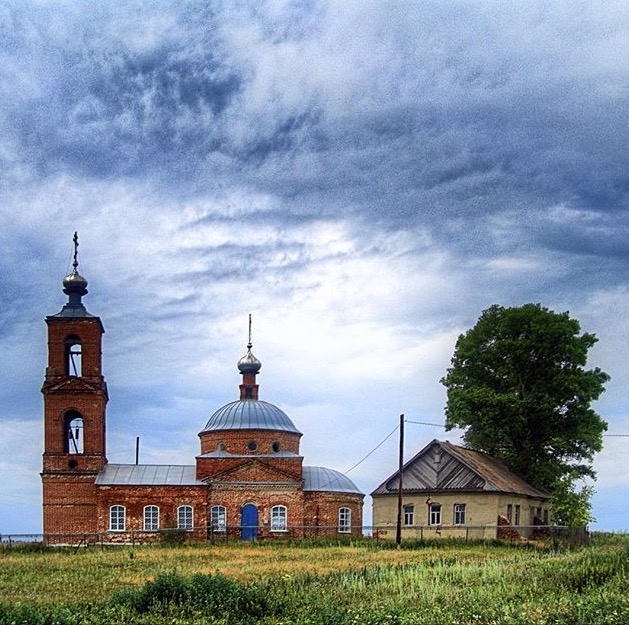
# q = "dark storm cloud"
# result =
<box><xmin>3</xmin><ymin>0</ymin><xmax>629</xmax><ymax>245</ymax></box>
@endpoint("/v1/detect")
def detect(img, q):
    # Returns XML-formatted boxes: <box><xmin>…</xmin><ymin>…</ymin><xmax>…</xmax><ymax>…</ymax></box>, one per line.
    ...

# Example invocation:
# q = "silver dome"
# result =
<box><xmin>302</xmin><ymin>466</ymin><xmax>363</xmax><ymax>494</ymax></box>
<box><xmin>202</xmin><ymin>399</ymin><xmax>301</xmax><ymax>434</ymax></box>
<box><xmin>237</xmin><ymin>347</ymin><xmax>262</xmax><ymax>374</ymax></box>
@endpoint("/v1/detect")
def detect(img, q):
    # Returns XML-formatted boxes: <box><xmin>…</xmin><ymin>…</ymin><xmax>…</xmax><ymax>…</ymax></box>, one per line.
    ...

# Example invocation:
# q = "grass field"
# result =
<box><xmin>1</xmin><ymin>534</ymin><xmax>628</xmax><ymax>624</ymax></box>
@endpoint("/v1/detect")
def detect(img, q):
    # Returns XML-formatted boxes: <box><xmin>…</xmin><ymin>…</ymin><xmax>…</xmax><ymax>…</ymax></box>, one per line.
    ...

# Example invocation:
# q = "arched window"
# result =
<box><xmin>211</xmin><ymin>505</ymin><xmax>227</xmax><ymax>532</ymax></box>
<box><xmin>65</xmin><ymin>335</ymin><xmax>82</xmax><ymax>377</ymax></box>
<box><xmin>338</xmin><ymin>507</ymin><xmax>351</xmax><ymax>533</ymax></box>
<box><xmin>64</xmin><ymin>410</ymin><xmax>84</xmax><ymax>454</ymax></box>
<box><xmin>144</xmin><ymin>505</ymin><xmax>159</xmax><ymax>531</ymax></box>
<box><xmin>270</xmin><ymin>505</ymin><xmax>287</xmax><ymax>532</ymax></box>
<box><xmin>110</xmin><ymin>505</ymin><xmax>125</xmax><ymax>531</ymax></box>
<box><xmin>177</xmin><ymin>505</ymin><xmax>194</xmax><ymax>531</ymax></box>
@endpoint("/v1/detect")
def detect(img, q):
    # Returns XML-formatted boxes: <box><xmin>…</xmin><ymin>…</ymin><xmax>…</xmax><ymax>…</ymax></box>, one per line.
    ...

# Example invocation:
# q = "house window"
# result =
<box><xmin>429</xmin><ymin>503</ymin><xmax>441</xmax><ymax>526</ymax></box>
<box><xmin>65</xmin><ymin>336</ymin><xmax>82</xmax><ymax>377</ymax></box>
<box><xmin>143</xmin><ymin>505</ymin><xmax>159</xmax><ymax>531</ymax></box>
<box><xmin>507</xmin><ymin>504</ymin><xmax>513</xmax><ymax>523</ymax></box>
<box><xmin>403</xmin><ymin>504</ymin><xmax>414</xmax><ymax>526</ymax></box>
<box><xmin>514</xmin><ymin>505</ymin><xmax>521</xmax><ymax>526</ymax></box>
<box><xmin>270</xmin><ymin>505</ymin><xmax>287</xmax><ymax>532</ymax></box>
<box><xmin>177</xmin><ymin>505</ymin><xmax>194</xmax><ymax>531</ymax></box>
<box><xmin>453</xmin><ymin>503</ymin><xmax>466</xmax><ymax>525</ymax></box>
<box><xmin>211</xmin><ymin>505</ymin><xmax>227</xmax><ymax>532</ymax></box>
<box><xmin>338</xmin><ymin>507</ymin><xmax>351</xmax><ymax>533</ymax></box>
<box><xmin>64</xmin><ymin>411</ymin><xmax>84</xmax><ymax>454</ymax></box>
<box><xmin>543</xmin><ymin>509</ymin><xmax>549</xmax><ymax>525</ymax></box>
<box><xmin>110</xmin><ymin>505</ymin><xmax>125</xmax><ymax>531</ymax></box>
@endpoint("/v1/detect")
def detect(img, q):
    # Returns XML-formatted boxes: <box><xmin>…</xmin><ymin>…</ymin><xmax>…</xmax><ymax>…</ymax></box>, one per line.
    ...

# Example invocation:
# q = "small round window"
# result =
<box><xmin>247</xmin><ymin>440</ymin><xmax>258</xmax><ymax>452</ymax></box>
<box><xmin>272</xmin><ymin>441</ymin><xmax>281</xmax><ymax>453</ymax></box>
<box><xmin>217</xmin><ymin>442</ymin><xmax>226</xmax><ymax>452</ymax></box>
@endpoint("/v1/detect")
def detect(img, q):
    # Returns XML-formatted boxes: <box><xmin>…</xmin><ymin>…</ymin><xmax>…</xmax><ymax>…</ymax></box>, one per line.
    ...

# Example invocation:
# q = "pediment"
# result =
<box><xmin>42</xmin><ymin>376</ymin><xmax>103</xmax><ymax>394</ymax></box>
<box><xmin>206</xmin><ymin>458</ymin><xmax>300</xmax><ymax>485</ymax></box>
<box><xmin>383</xmin><ymin>441</ymin><xmax>486</xmax><ymax>493</ymax></box>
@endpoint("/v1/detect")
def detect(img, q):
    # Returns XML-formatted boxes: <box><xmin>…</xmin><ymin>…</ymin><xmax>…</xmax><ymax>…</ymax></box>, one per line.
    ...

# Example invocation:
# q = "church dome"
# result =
<box><xmin>237</xmin><ymin>346</ymin><xmax>261</xmax><ymax>374</ymax></box>
<box><xmin>201</xmin><ymin>399</ymin><xmax>301</xmax><ymax>434</ymax></box>
<box><xmin>62</xmin><ymin>269</ymin><xmax>88</xmax><ymax>294</ymax></box>
<box><xmin>302</xmin><ymin>466</ymin><xmax>362</xmax><ymax>494</ymax></box>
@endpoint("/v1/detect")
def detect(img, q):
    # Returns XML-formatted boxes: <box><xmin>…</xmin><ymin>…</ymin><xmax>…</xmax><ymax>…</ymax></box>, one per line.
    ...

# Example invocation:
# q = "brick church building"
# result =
<box><xmin>41</xmin><ymin>237</ymin><xmax>364</xmax><ymax>542</ymax></box>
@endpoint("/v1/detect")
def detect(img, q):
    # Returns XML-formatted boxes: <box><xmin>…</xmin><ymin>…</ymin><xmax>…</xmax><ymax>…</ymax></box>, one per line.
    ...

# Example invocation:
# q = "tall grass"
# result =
<box><xmin>1</xmin><ymin>535</ymin><xmax>628</xmax><ymax>624</ymax></box>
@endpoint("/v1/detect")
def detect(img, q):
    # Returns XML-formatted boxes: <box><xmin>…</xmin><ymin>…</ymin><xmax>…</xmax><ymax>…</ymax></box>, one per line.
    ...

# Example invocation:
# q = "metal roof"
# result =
<box><xmin>371</xmin><ymin>439</ymin><xmax>549</xmax><ymax>499</ymax></box>
<box><xmin>95</xmin><ymin>463</ymin><xmax>362</xmax><ymax>495</ymax></box>
<box><xmin>302</xmin><ymin>466</ymin><xmax>363</xmax><ymax>495</ymax></box>
<box><xmin>201</xmin><ymin>399</ymin><xmax>301</xmax><ymax>434</ymax></box>
<box><xmin>95</xmin><ymin>464</ymin><xmax>203</xmax><ymax>486</ymax></box>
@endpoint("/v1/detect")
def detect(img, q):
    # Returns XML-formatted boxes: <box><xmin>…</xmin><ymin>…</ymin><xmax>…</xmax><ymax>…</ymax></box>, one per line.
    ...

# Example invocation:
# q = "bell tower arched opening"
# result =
<box><xmin>64</xmin><ymin>335</ymin><xmax>82</xmax><ymax>377</ymax></box>
<box><xmin>64</xmin><ymin>410</ymin><xmax>84</xmax><ymax>454</ymax></box>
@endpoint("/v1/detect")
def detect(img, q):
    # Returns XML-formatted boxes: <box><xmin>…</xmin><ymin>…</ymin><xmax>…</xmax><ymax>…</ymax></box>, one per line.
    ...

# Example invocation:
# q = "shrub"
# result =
<box><xmin>111</xmin><ymin>571</ymin><xmax>271</xmax><ymax>623</ymax></box>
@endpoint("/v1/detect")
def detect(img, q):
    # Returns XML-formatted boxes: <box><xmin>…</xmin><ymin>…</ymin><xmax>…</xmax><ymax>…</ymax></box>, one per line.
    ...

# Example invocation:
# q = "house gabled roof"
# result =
<box><xmin>370</xmin><ymin>439</ymin><xmax>549</xmax><ymax>500</ymax></box>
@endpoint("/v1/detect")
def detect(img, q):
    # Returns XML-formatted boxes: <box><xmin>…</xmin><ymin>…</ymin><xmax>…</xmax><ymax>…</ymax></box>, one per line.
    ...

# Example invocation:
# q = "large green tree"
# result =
<box><xmin>441</xmin><ymin>304</ymin><xmax>609</xmax><ymax>499</ymax></box>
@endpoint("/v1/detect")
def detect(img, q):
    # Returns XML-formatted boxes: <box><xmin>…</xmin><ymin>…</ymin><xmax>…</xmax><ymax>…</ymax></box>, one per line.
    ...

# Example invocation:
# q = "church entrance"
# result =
<box><xmin>241</xmin><ymin>503</ymin><xmax>258</xmax><ymax>540</ymax></box>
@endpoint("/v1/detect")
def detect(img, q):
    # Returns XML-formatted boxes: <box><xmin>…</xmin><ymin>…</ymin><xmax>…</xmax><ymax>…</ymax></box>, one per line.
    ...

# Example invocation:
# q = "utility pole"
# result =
<box><xmin>395</xmin><ymin>413</ymin><xmax>404</xmax><ymax>547</ymax></box>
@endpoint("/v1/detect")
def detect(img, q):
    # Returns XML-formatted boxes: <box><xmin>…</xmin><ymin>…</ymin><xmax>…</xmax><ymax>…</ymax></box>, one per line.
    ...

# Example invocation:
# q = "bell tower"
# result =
<box><xmin>41</xmin><ymin>233</ymin><xmax>108</xmax><ymax>538</ymax></box>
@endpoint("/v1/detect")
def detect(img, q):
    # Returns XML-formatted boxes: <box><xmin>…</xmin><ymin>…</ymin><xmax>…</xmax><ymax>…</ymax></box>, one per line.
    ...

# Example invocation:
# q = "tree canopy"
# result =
<box><xmin>441</xmin><ymin>304</ymin><xmax>609</xmax><ymax>494</ymax></box>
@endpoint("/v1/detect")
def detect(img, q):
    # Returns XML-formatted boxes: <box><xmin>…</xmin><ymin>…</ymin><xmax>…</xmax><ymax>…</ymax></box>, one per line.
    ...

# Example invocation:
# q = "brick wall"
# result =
<box><xmin>199</xmin><ymin>428</ymin><xmax>301</xmax><ymax>456</ymax></box>
<box><xmin>97</xmin><ymin>484</ymin><xmax>208</xmax><ymax>541</ymax></box>
<box><xmin>42</xmin><ymin>473</ymin><xmax>99</xmax><ymax>537</ymax></box>
<box><xmin>304</xmin><ymin>491</ymin><xmax>364</xmax><ymax>536</ymax></box>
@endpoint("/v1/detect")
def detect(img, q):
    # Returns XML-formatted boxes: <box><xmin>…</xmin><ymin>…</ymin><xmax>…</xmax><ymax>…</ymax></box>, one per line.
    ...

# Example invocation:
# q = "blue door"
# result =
<box><xmin>241</xmin><ymin>504</ymin><xmax>258</xmax><ymax>540</ymax></box>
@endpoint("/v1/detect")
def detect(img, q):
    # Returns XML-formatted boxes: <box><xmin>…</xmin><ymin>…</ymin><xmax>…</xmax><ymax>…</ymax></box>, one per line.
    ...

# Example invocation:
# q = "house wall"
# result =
<box><xmin>372</xmin><ymin>492</ymin><xmax>549</xmax><ymax>540</ymax></box>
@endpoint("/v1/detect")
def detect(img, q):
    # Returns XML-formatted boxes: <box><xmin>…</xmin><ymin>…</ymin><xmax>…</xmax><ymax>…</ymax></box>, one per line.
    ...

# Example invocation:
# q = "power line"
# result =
<box><xmin>404</xmin><ymin>417</ymin><xmax>629</xmax><ymax>438</ymax></box>
<box><xmin>344</xmin><ymin>424</ymin><xmax>400</xmax><ymax>475</ymax></box>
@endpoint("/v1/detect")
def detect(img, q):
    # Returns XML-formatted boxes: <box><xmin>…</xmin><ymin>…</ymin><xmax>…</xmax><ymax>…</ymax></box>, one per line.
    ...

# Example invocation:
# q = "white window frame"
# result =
<box><xmin>403</xmin><ymin>504</ymin><xmax>414</xmax><ymax>526</ymax></box>
<box><xmin>453</xmin><ymin>503</ymin><xmax>466</xmax><ymax>525</ymax></box>
<box><xmin>429</xmin><ymin>503</ymin><xmax>441</xmax><ymax>526</ymax></box>
<box><xmin>110</xmin><ymin>505</ymin><xmax>126</xmax><ymax>532</ymax></box>
<box><xmin>270</xmin><ymin>505</ymin><xmax>287</xmax><ymax>532</ymax></box>
<box><xmin>338</xmin><ymin>507</ymin><xmax>351</xmax><ymax>533</ymax></box>
<box><xmin>143</xmin><ymin>505</ymin><xmax>159</xmax><ymax>531</ymax></box>
<box><xmin>177</xmin><ymin>505</ymin><xmax>194</xmax><ymax>531</ymax></box>
<box><xmin>211</xmin><ymin>505</ymin><xmax>227</xmax><ymax>532</ymax></box>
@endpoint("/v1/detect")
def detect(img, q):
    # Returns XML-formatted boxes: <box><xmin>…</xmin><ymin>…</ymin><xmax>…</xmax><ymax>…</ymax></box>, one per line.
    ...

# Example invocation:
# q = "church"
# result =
<box><xmin>41</xmin><ymin>237</ymin><xmax>364</xmax><ymax>543</ymax></box>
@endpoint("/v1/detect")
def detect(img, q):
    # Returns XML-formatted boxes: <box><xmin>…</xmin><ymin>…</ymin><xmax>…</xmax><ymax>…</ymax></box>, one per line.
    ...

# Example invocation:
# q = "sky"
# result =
<box><xmin>1</xmin><ymin>0</ymin><xmax>629</xmax><ymax>535</ymax></box>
